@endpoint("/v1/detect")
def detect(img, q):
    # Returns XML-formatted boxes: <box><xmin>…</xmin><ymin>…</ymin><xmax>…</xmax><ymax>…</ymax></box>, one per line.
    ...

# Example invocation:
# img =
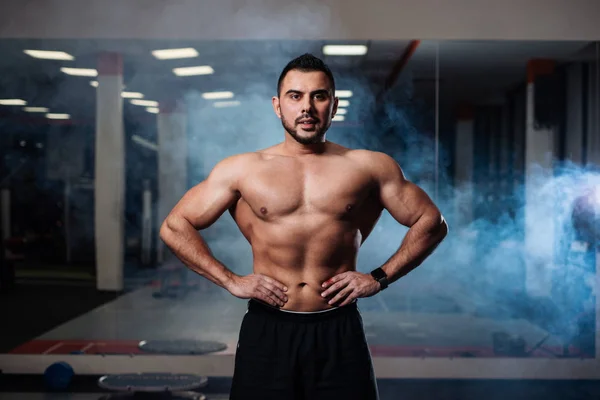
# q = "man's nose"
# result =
<box><xmin>301</xmin><ymin>98</ymin><xmax>314</xmax><ymax>113</ymax></box>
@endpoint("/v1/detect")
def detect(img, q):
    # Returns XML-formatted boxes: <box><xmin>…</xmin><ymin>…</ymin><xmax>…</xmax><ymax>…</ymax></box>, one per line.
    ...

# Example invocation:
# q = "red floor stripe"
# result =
<box><xmin>9</xmin><ymin>340</ymin><xmax>590</xmax><ymax>358</ymax></box>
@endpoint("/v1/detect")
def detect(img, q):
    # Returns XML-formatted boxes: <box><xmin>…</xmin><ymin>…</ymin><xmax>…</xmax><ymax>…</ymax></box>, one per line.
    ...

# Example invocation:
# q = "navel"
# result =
<box><xmin>260</xmin><ymin>207</ymin><xmax>268</xmax><ymax>215</ymax></box>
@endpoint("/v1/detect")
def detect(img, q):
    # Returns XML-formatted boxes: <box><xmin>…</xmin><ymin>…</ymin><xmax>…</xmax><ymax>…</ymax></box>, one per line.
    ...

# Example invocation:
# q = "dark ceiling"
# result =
<box><xmin>0</xmin><ymin>38</ymin><xmax>595</xmax><ymax>128</ymax></box>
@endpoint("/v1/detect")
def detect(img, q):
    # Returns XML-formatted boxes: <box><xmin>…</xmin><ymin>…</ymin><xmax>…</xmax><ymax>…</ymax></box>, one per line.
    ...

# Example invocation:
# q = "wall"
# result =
<box><xmin>0</xmin><ymin>0</ymin><xmax>599</xmax><ymax>41</ymax></box>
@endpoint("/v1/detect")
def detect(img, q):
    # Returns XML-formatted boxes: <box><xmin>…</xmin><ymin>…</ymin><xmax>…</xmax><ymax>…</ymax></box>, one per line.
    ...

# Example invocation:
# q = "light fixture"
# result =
<box><xmin>46</xmin><ymin>113</ymin><xmax>70</xmax><ymax>120</ymax></box>
<box><xmin>213</xmin><ymin>101</ymin><xmax>241</xmax><ymax>108</ymax></box>
<box><xmin>173</xmin><ymin>66</ymin><xmax>214</xmax><ymax>76</ymax></box>
<box><xmin>332</xmin><ymin>115</ymin><xmax>345</xmax><ymax>122</ymax></box>
<box><xmin>90</xmin><ymin>81</ymin><xmax>98</xmax><ymax>87</ymax></box>
<box><xmin>132</xmin><ymin>135</ymin><xmax>158</xmax><ymax>151</ymax></box>
<box><xmin>0</xmin><ymin>99</ymin><xmax>27</xmax><ymax>106</ymax></box>
<box><xmin>23</xmin><ymin>107</ymin><xmax>49</xmax><ymax>113</ymax></box>
<box><xmin>335</xmin><ymin>90</ymin><xmax>353</xmax><ymax>98</ymax></box>
<box><xmin>338</xmin><ymin>99</ymin><xmax>350</xmax><ymax>107</ymax></box>
<box><xmin>24</xmin><ymin>50</ymin><xmax>74</xmax><ymax>61</ymax></box>
<box><xmin>336</xmin><ymin>108</ymin><xmax>347</xmax><ymax>115</ymax></box>
<box><xmin>121</xmin><ymin>92</ymin><xmax>144</xmax><ymax>99</ymax></box>
<box><xmin>130</xmin><ymin>99</ymin><xmax>159</xmax><ymax>107</ymax></box>
<box><xmin>323</xmin><ymin>45</ymin><xmax>368</xmax><ymax>56</ymax></box>
<box><xmin>202</xmin><ymin>91</ymin><xmax>234</xmax><ymax>100</ymax></box>
<box><xmin>61</xmin><ymin>67</ymin><xmax>98</xmax><ymax>77</ymax></box>
<box><xmin>152</xmin><ymin>48</ymin><xmax>199</xmax><ymax>60</ymax></box>
<box><xmin>146</xmin><ymin>107</ymin><xmax>159</xmax><ymax>114</ymax></box>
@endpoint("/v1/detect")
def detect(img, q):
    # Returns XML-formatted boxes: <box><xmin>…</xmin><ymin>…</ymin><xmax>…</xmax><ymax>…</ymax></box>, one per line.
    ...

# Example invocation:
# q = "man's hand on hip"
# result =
<box><xmin>227</xmin><ymin>274</ymin><xmax>288</xmax><ymax>307</ymax></box>
<box><xmin>321</xmin><ymin>271</ymin><xmax>381</xmax><ymax>307</ymax></box>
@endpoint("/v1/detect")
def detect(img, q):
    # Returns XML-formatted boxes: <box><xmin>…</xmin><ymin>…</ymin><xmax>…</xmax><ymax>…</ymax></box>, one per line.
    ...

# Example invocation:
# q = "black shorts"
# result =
<box><xmin>230</xmin><ymin>299</ymin><xmax>379</xmax><ymax>400</ymax></box>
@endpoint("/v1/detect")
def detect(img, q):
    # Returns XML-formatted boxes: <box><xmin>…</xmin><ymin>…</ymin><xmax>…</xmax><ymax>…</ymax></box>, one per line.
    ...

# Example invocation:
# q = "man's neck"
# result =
<box><xmin>282</xmin><ymin>135</ymin><xmax>327</xmax><ymax>156</ymax></box>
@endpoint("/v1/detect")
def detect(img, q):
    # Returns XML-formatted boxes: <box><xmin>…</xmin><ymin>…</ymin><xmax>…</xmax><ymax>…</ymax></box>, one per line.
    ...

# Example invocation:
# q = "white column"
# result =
<box><xmin>94</xmin><ymin>52</ymin><xmax>125</xmax><ymax>291</ymax></box>
<box><xmin>454</xmin><ymin>105</ymin><xmax>474</xmax><ymax>227</ymax></box>
<box><xmin>524</xmin><ymin>59</ymin><xmax>556</xmax><ymax>298</ymax></box>
<box><xmin>156</xmin><ymin>101</ymin><xmax>188</xmax><ymax>264</ymax></box>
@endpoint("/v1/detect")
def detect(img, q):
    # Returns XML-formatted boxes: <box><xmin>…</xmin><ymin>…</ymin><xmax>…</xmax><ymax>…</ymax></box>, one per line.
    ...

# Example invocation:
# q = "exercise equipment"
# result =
<box><xmin>43</xmin><ymin>361</ymin><xmax>74</xmax><ymax>390</ymax></box>
<box><xmin>138</xmin><ymin>339</ymin><xmax>227</xmax><ymax>355</ymax></box>
<box><xmin>98</xmin><ymin>373</ymin><xmax>207</xmax><ymax>400</ymax></box>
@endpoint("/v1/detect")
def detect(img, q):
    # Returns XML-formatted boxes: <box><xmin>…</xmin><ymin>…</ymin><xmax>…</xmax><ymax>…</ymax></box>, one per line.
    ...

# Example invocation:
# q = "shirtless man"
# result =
<box><xmin>160</xmin><ymin>53</ymin><xmax>448</xmax><ymax>400</ymax></box>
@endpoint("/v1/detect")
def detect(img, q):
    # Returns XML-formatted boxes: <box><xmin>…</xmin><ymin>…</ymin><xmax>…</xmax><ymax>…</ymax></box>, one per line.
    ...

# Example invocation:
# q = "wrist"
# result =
<box><xmin>222</xmin><ymin>272</ymin><xmax>239</xmax><ymax>291</ymax></box>
<box><xmin>370</xmin><ymin>267</ymin><xmax>389</xmax><ymax>291</ymax></box>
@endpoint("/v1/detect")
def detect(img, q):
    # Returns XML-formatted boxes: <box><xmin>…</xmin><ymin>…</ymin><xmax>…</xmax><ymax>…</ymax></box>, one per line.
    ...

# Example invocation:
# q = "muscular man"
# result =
<box><xmin>160</xmin><ymin>53</ymin><xmax>448</xmax><ymax>400</ymax></box>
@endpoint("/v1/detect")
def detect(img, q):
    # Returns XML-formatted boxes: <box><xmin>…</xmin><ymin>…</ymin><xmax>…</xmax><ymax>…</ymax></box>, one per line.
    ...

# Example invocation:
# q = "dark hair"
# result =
<box><xmin>277</xmin><ymin>53</ymin><xmax>335</xmax><ymax>96</ymax></box>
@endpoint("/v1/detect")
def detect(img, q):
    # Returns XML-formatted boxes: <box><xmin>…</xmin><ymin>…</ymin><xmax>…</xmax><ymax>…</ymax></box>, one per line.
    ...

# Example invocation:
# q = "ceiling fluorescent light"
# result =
<box><xmin>132</xmin><ymin>135</ymin><xmax>158</xmax><ymax>152</ymax></box>
<box><xmin>130</xmin><ymin>99</ymin><xmax>159</xmax><ymax>107</ymax></box>
<box><xmin>122</xmin><ymin>92</ymin><xmax>144</xmax><ymax>99</ymax></box>
<box><xmin>335</xmin><ymin>90</ymin><xmax>353</xmax><ymax>98</ymax></box>
<box><xmin>213</xmin><ymin>100</ymin><xmax>241</xmax><ymax>108</ymax></box>
<box><xmin>332</xmin><ymin>115</ymin><xmax>345</xmax><ymax>122</ymax></box>
<box><xmin>23</xmin><ymin>107</ymin><xmax>49</xmax><ymax>113</ymax></box>
<box><xmin>61</xmin><ymin>67</ymin><xmax>98</xmax><ymax>77</ymax></box>
<box><xmin>24</xmin><ymin>49</ymin><xmax>74</xmax><ymax>61</ymax></box>
<box><xmin>152</xmin><ymin>48</ymin><xmax>198</xmax><ymax>60</ymax></box>
<box><xmin>202</xmin><ymin>91</ymin><xmax>234</xmax><ymax>100</ymax></box>
<box><xmin>323</xmin><ymin>45</ymin><xmax>368</xmax><ymax>56</ymax></box>
<box><xmin>146</xmin><ymin>107</ymin><xmax>160</xmax><ymax>114</ymax></box>
<box><xmin>336</xmin><ymin>108</ymin><xmax>347</xmax><ymax>115</ymax></box>
<box><xmin>338</xmin><ymin>99</ymin><xmax>350</xmax><ymax>107</ymax></box>
<box><xmin>46</xmin><ymin>113</ymin><xmax>70</xmax><ymax>120</ymax></box>
<box><xmin>0</xmin><ymin>99</ymin><xmax>27</xmax><ymax>106</ymax></box>
<box><xmin>173</xmin><ymin>66</ymin><xmax>214</xmax><ymax>76</ymax></box>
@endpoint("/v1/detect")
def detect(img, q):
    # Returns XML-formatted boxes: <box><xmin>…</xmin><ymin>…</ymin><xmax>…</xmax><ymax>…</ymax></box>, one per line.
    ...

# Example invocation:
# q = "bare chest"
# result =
<box><xmin>238</xmin><ymin>158</ymin><xmax>374</xmax><ymax>219</ymax></box>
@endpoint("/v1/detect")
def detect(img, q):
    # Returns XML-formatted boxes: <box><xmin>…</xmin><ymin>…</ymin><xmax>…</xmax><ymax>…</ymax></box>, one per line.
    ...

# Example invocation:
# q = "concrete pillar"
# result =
<box><xmin>454</xmin><ymin>105</ymin><xmax>474</xmax><ymax>228</ymax></box>
<box><xmin>94</xmin><ymin>52</ymin><xmax>125</xmax><ymax>291</ymax></box>
<box><xmin>156</xmin><ymin>100</ymin><xmax>188</xmax><ymax>264</ymax></box>
<box><xmin>524</xmin><ymin>59</ymin><xmax>556</xmax><ymax>298</ymax></box>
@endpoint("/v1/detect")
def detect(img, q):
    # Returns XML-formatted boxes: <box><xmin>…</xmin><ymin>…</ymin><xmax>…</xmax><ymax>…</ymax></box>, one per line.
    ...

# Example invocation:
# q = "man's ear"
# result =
<box><xmin>332</xmin><ymin>96</ymin><xmax>339</xmax><ymax>117</ymax></box>
<box><xmin>272</xmin><ymin>96</ymin><xmax>281</xmax><ymax>119</ymax></box>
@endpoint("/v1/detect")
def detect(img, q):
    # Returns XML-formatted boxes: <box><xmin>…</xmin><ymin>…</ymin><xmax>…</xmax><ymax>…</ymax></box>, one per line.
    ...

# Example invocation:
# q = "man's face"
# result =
<box><xmin>273</xmin><ymin>70</ymin><xmax>338</xmax><ymax>145</ymax></box>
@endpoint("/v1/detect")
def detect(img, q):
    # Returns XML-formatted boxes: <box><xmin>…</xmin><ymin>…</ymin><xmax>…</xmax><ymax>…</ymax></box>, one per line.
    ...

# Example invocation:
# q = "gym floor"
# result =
<box><xmin>1</xmin><ymin>272</ymin><xmax>599</xmax><ymax>399</ymax></box>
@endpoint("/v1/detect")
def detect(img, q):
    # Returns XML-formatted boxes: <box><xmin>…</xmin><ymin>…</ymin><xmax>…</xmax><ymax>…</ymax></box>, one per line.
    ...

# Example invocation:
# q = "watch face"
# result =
<box><xmin>371</xmin><ymin>268</ymin><xmax>386</xmax><ymax>280</ymax></box>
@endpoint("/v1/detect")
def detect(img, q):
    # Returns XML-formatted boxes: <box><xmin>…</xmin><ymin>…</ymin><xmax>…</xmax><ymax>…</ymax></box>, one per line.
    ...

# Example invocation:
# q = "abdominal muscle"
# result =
<box><xmin>249</xmin><ymin>231</ymin><xmax>361</xmax><ymax>312</ymax></box>
<box><xmin>254</xmin><ymin>262</ymin><xmax>355</xmax><ymax>312</ymax></box>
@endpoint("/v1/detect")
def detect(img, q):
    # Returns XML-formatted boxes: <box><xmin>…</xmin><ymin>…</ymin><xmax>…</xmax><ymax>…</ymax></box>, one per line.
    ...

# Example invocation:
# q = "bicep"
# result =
<box><xmin>167</xmin><ymin>158</ymin><xmax>243</xmax><ymax>230</ymax></box>
<box><xmin>377</xmin><ymin>157</ymin><xmax>439</xmax><ymax>227</ymax></box>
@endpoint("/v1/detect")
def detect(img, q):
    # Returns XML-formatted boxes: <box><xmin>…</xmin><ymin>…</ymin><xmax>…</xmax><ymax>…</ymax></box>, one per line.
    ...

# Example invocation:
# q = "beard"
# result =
<box><xmin>281</xmin><ymin>114</ymin><xmax>330</xmax><ymax>145</ymax></box>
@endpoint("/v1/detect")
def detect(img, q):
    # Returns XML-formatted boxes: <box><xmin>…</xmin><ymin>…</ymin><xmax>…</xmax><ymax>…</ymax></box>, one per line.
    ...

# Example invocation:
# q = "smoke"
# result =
<box><xmin>178</xmin><ymin>47</ymin><xmax>599</xmax><ymax>356</ymax></box>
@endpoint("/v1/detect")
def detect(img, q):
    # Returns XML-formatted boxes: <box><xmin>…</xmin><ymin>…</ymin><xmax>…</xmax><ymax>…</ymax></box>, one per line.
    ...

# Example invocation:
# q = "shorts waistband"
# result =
<box><xmin>247</xmin><ymin>299</ymin><xmax>358</xmax><ymax>322</ymax></box>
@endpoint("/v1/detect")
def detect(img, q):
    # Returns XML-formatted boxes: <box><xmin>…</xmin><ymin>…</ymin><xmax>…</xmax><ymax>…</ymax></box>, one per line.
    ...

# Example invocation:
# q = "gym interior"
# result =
<box><xmin>1</xmin><ymin>1</ymin><xmax>600</xmax><ymax>399</ymax></box>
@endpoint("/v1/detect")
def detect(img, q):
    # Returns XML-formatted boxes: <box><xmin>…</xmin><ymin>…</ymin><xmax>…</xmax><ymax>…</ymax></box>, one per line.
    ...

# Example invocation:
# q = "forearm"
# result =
<box><xmin>381</xmin><ymin>211</ymin><xmax>448</xmax><ymax>284</ymax></box>
<box><xmin>159</xmin><ymin>216</ymin><xmax>237</xmax><ymax>290</ymax></box>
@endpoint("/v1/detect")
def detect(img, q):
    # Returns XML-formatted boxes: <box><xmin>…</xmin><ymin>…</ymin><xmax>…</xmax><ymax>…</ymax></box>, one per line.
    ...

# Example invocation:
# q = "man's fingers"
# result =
<box><xmin>322</xmin><ymin>272</ymin><xmax>347</xmax><ymax>288</ymax></box>
<box><xmin>262</xmin><ymin>282</ymin><xmax>288</xmax><ymax>303</ymax></box>
<box><xmin>321</xmin><ymin>279</ymin><xmax>349</xmax><ymax>298</ymax></box>
<box><xmin>260</xmin><ymin>275</ymin><xmax>288</xmax><ymax>292</ymax></box>
<box><xmin>256</xmin><ymin>286</ymin><xmax>285</xmax><ymax>307</ymax></box>
<box><xmin>328</xmin><ymin>286</ymin><xmax>353</xmax><ymax>305</ymax></box>
<box><xmin>338</xmin><ymin>293</ymin><xmax>358</xmax><ymax>307</ymax></box>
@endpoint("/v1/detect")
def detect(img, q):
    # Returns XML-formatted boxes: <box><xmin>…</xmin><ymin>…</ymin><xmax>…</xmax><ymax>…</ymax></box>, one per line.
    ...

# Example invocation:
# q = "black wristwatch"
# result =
<box><xmin>370</xmin><ymin>267</ymin><xmax>389</xmax><ymax>291</ymax></box>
